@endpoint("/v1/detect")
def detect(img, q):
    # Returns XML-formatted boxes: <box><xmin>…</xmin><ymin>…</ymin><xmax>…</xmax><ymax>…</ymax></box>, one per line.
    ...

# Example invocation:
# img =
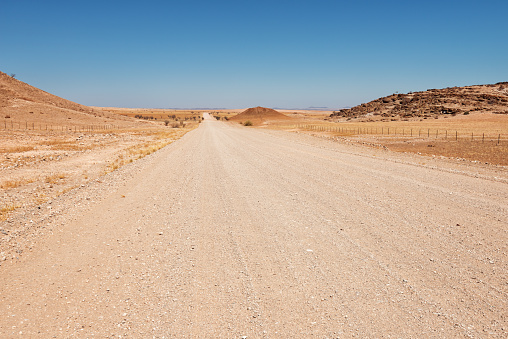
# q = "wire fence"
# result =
<box><xmin>1</xmin><ymin>120</ymin><xmax>122</xmax><ymax>132</ymax></box>
<box><xmin>288</xmin><ymin>124</ymin><xmax>507</xmax><ymax>144</ymax></box>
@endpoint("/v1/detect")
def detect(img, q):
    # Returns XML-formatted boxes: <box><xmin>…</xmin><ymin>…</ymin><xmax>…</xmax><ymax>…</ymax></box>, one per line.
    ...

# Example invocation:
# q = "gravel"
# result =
<box><xmin>0</xmin><ymin>115</ymin><xmax>506</xmax><ymax>337</ymax></box>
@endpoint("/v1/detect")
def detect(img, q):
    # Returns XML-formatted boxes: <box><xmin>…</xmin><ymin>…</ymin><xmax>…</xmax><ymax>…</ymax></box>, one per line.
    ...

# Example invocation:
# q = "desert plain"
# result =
<box><xmin>0</xmin><ymin>72</ymin><xmax>507</xmax><ymax>337</ymax></box>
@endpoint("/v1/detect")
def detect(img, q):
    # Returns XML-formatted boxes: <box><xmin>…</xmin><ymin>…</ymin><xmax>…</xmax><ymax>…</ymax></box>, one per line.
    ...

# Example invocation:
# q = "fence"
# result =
<box><xmin>1</xmin><ymin>120</ymin><xmax>121</xmax><ymax>132</ymax></box>
<box><xmin>288</xmin><ymin>124</ymin><xmax>506</xmax><ymax>144</ymax></box>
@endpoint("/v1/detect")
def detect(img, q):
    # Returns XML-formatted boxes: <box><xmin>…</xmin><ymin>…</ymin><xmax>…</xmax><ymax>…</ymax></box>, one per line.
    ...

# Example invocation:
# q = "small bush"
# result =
<box><xmin>243</xmin><ymin>120</ymin><xmax>253</xmax><ymax>126</ymax></box>
<box><xmin>164</xmin><ymin>120</ymin><xmax>170</xmax><ymax>126</ymax></box>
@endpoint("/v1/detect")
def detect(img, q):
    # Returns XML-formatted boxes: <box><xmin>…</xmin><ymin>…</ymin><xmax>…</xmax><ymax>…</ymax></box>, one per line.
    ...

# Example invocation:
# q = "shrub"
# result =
<box><xmin>243</xmin><ymin>120</ymin><xmax>253</xmax><ymax>126</ymax></box>
<box><xmin>164</xmin><ymin>120</ymin><xmax>170</xmax><ymax>126</ymax></box>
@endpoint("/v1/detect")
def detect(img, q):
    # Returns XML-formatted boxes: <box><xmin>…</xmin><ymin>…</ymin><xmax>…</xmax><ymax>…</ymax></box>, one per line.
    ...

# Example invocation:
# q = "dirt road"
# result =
<box><xmin>1</xmin><ymin>115</ymin><xmax>507</xmax><ymax>338</ymax></box>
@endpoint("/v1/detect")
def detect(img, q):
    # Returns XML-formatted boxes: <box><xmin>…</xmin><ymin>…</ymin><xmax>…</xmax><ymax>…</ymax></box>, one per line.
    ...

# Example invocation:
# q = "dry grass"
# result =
<box><xmin>0</xmin><ymin>203</ymin><xmax>21</xmax><ymax>220</ymax></box>
<box><xmin>280</xmin><ymin>113</ymin><xmax>507</xmax><ymax>136</ymax></box>
<box><xmin>38</xmin><ymin>139</ymin><xmax>95</xmax><ymax>151</ymax></box>
<box><xmin>52</xmin><ymin>143</ymin><xmax>94</xmax><ymax>151</ymax></box>
<box><xmin>45</xmin><ymin>173</ymin><xmax>66</xmax><ymax>184</ymax></box>
<box><xmin>104</xmin><ymin>128</ymin><xmax>193</xmax><ymax>173</ymax></box>
<box><xmin>0</xmin><ymin>123</ymin><xmax>196</xmax><ymax>222</ymax></box>
<box><xmin>0</xmin><ymin>178</ymin><xmax>36</xmax><ymax>189</ymax></box>
<box><xmin>105</xmin><ymin>142</ymin><xmax>164</xmax><ymax>173</ymax></box>
<box><xmin>271</xmin><ymin>113</ymin><xmax>508</xmax><ymax>165</ymax></box>
<box><xmin>0</xmin><ymin>145</ymin><xmax>35</xmax><ymax>153</ymax></box>
<box><xmin>388</xmin><ymin>139</ymin><xmax>508</xmax><ymax>165</ymax></box>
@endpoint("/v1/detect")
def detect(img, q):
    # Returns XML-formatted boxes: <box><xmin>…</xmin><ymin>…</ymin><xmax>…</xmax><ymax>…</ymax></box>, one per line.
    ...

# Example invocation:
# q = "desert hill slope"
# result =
<box><xmin>330</xmin><ymin>82</ymin><xmax>508</xmax><ymax>121</ymax></box>
<box><xmin>229</xmin><ymin>106</ymin><xmax>292</xmax><ymax>125</ymax></box>
<box><xmin>0</xmin><ymin>71</ymin><xmax>134</xmax><ymax>126</ymax></box>
<box><xmin>0</xmin><ymin>71</ymin><xmax>91</xmax><ymax>113</ymax></box>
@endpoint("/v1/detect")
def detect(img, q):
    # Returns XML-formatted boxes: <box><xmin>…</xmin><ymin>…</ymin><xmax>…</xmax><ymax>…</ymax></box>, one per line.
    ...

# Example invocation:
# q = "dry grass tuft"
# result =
<box><xmin>0</xmin><ymin>146</ymin><xmax>34</xmax><ymax>153</ymax></box>
<box><xmin>0</xmin><ymin>178</ymin><xmax>36</xmax><ymax>189</ymax></box>
<box><xmin>0</xmin><ymin>203</ymin><xmax>21</xmax><ymax>220</ymax></box>
<box><xmin>45</xmin><ymin>173</ymin><xmax>66</xmax><ymax>184</ymax></box>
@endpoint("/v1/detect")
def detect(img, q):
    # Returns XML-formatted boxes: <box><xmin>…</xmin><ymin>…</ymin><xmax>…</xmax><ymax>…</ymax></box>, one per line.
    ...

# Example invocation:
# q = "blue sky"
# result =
<box><xmin>1</xmin><ymin>0</ymin><xmax>506</xmax><ymax>109</ymax></box>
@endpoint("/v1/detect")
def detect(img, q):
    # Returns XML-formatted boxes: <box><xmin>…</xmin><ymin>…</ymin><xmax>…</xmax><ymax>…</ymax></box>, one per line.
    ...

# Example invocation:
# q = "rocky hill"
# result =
<box><xmin>330</xmin><ymin>82</ymin><xmax>508</xmax><ymax>121</ymax></box>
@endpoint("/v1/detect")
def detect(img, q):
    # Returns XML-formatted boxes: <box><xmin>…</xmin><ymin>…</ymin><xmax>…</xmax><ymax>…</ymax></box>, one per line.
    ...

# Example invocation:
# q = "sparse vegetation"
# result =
<box><xmin>0</xmin><ymin>145</ymin><xmax>34</xmax><ymax>153</ymax></box>
<box><xmin>45</xmin><ymin>173</ymin><xmax>66</xmax><ymax>184</ymax></box>
<box><xmin>0</xmin><ymin>178</ymin><xmax>36</xmax><ymax>189</ymax></box>
<box><xmin>244</xmin><ymin>120</ymin><xmax>253</xmax><ymax>126</ymax></box>
<box><xmin>0</xmin><ymin>203</ymin><xmax>21</xmax><ymax>220</ymax></box>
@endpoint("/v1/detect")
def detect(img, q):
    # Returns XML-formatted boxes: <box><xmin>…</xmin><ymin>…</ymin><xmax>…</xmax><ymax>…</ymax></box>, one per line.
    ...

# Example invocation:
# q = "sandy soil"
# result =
<box><xmin>0</xmin><ymin>116</ymin><xmax>507</xmax><ymax>337</ymax></box>
<box><xmin>264</xmin><ymin>111</ymin><xmax>508</xmax><ymax>166</ymax></box>
<box><xmin>0</xmin><ymin>126</ymin><xmax>193</xmax><ymax>223</ymax></box>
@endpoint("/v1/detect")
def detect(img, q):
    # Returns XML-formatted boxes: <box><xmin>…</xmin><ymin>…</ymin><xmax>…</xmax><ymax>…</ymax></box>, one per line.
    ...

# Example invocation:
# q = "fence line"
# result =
<box><xmin>1</xmin><ymin>121</ymin><xmax>122</xmax><ymax>132</ymax></box>
<box><xmin>288</xmin><ymin>124</ymin><xmax>506</xmax><ymax>144</ymax></box>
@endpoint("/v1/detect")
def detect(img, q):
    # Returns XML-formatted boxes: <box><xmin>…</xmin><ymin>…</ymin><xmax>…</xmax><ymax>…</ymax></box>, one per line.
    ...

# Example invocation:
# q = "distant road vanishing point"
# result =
<box><xmin>1</xmin><ymin>116</ymin><xmax>507</xmax><ymax>337</ymax></box>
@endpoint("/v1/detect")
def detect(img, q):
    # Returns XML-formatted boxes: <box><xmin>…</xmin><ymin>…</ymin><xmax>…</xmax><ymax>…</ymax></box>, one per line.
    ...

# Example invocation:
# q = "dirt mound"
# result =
<box><xmin>230</xmin><ymin>106</ymin><xmax>292</xmax><ymax>125</ymax></box>
<box><xmin>0</xmin><ymin>71</ymin><xmax>135</xmax><ymax>127</ymax></box>
<box><xmin>329</xmin><ymin>82</ymin><xmax>508</xmax><ymax>121</ymax></box>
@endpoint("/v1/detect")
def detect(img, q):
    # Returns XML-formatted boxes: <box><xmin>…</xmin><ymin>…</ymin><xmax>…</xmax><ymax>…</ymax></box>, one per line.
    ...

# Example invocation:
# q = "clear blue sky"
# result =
<box><xmin>1</xmin><ymin>0</ymin><xmax>507</xmax><ymax>109</ymax></box>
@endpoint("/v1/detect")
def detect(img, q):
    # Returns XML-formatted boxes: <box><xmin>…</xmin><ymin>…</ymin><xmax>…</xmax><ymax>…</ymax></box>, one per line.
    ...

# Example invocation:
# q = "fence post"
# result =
<box><xmin>498</xmin><ymin>134</ymin><xmax>501</xmax><ymax>145</ymax></box>
<box><xmin>456</xmin><ymin>131</ymin><xmax>458</xmax><ymax>141</ymax></box>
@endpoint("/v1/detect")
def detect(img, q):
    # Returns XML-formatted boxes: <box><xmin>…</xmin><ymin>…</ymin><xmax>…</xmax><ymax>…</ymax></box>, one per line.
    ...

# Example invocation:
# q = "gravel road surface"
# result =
<box><xmin>1</xmin><ymin>115</ymin><xmax>507</xmax><ymax>338</ymax></box>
